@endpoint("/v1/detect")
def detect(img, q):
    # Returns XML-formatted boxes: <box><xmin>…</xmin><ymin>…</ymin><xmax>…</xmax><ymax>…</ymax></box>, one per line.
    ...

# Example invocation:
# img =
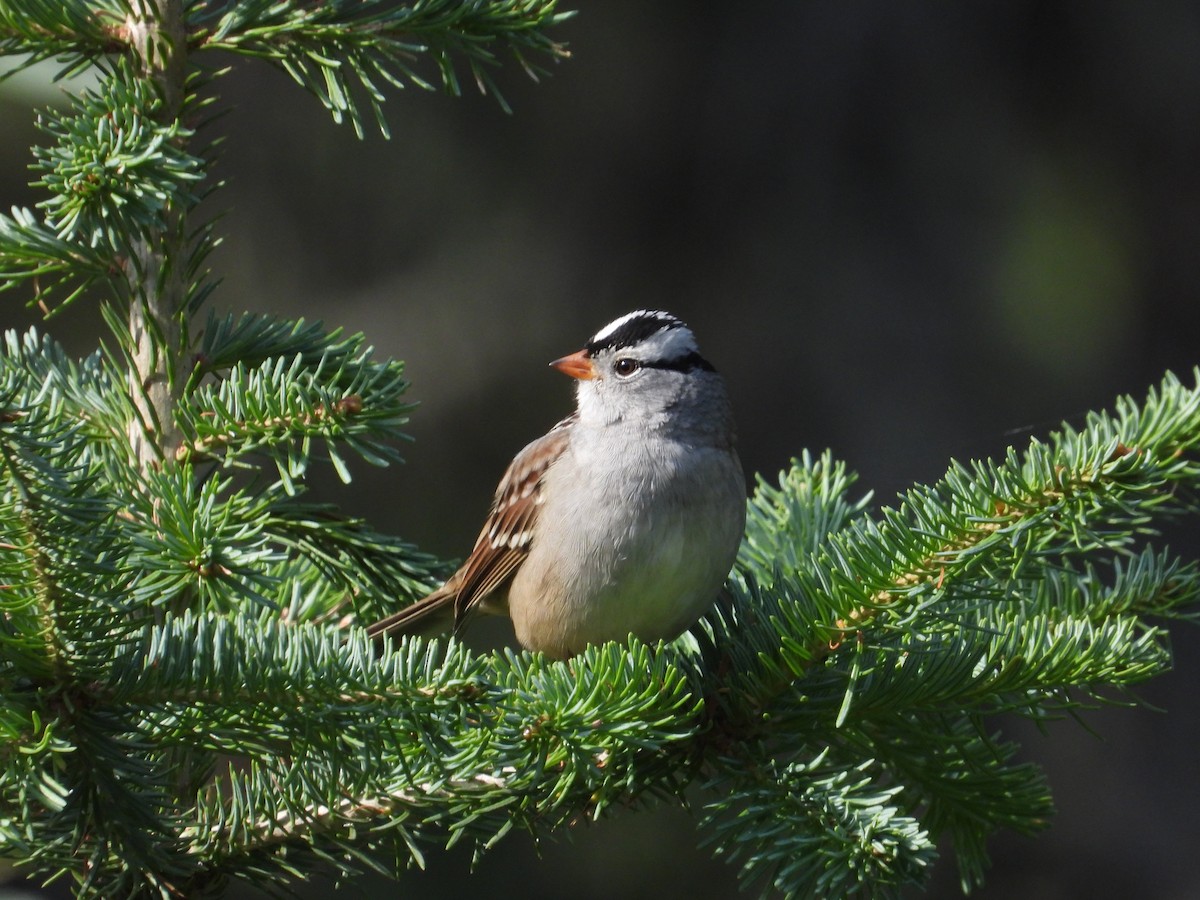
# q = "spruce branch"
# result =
<box><xmin>700</xmin><ymin>749</ymin><xmax>936</xmax><ymax>898</ymax></box>
<box><xmin>0</xmin><ymin>0</ymin><xmax>128</xmax><ymax>68</ymax></box>
<box><xmin>180</xmin><ymin>319</ymin><xmax>416</xmax><ymax>484</ymax></box>
<box><xmin>260</xmin><ymin>500</ymin><xmax>446</xmax><ymax>614</ymax></box>
<box><xmin>29</xmin><ymin>57</ymin><xmax>205</xmax><ymax>257</ymax></box>
<box><xmin>681</xmin><ymin>371</ymin><xmax>1200</xmax><ymax>893</ymax></box>
<box><xmin>0</xmin><ymin>207</ymin><xmax>114</xmax><ymax>314</ymax></box>
<box><xmin>121</xmin><ymin>0</ymin><xmax>190</xmax><ymax>470</ymax></box>
<box><xmin>107</xmin><ymin>617</ymin><xmax>702</xmax><ymax>891</ymax></box>
<box><xmin>190</xmin><ymin>0</ymin><xmax>573</xmax><ymax>131</ymax></box>
<box><xmin>3</xmin><ymin>3</ymin><xmax>575</xmax><ymax>895</ymax></box>
<box><xmin>843</xmin><ymin>712</ymin><xmax>1052</xmax><ymax>893</ymax></box>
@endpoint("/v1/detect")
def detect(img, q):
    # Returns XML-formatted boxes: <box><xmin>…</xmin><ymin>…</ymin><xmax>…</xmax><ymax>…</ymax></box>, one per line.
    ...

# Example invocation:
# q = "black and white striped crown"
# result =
<box><xmin>586</xmin><ymin>310</ymin><xmax>690</xmax><ymax>354</ymax></box>
<box><xmin>584</xmin><ymin>310</ymin><xmax>713</xmax><ymax>373</ymax></box>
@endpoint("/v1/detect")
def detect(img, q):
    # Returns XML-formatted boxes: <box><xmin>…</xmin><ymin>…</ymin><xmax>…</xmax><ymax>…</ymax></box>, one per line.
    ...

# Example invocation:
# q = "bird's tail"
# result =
<box><xmin>365</xmin><ymin>586</ymin><xmax>457</xmax><ymax>641</ymax></box>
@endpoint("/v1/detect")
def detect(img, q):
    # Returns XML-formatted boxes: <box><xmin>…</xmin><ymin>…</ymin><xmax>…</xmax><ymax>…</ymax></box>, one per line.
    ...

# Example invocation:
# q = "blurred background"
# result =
<box><xmin>4</xmin><ymin>1</ymin><xmax>1200</xmax><ymax>897</ymax></box>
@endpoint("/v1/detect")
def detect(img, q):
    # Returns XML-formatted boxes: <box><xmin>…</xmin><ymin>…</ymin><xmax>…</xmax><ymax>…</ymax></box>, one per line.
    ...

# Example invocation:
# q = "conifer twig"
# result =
<box><xmin>123</xmin><ymin>0</ymin><xmax>189</xmax><ymax>469</ymax></box>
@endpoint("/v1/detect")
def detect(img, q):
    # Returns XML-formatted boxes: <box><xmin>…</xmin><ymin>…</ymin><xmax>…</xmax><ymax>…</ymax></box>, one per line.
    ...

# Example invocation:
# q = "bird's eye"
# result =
<box><xmin>613</xmin><ymin>358</ymin><xmax>640</xmax><ymax>377</ymax></box>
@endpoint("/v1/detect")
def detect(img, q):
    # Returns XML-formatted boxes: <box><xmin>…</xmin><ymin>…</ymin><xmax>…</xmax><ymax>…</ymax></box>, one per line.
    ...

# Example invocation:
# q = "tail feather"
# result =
<box><xmin>365</xmin><ymin>587</ymin><xmax>457</xmax><ymax>641</ymax></box>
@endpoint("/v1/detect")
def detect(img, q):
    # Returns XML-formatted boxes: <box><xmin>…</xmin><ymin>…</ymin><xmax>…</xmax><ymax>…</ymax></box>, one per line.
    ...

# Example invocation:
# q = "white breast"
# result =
<box><xmin>506</xmin><ymin>423</ymin><xmax>745</xmax><ymax>658</ymax></box>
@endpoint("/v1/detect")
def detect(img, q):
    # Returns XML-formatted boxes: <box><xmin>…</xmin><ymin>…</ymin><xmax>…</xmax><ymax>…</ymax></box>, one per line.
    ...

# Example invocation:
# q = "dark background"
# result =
<box><xmin>3</xmin><ymin>2</ymin><xmax>1200</xmax><ymax>897</ymax></box>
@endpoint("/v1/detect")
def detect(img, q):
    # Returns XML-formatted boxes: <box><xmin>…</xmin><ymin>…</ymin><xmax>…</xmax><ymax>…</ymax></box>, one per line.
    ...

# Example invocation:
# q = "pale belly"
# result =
<box><xmin>506</xmin><ymin>440</ymin><xmax>745</xmax><ymax>658</ymax></box>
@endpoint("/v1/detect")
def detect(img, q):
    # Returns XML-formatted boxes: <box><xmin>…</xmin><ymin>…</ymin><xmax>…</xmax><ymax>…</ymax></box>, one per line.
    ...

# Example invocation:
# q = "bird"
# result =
<box><xmin>366</xmin><ymin>310</ymin><xmax>746</xmax><ymax>659</ymax></box>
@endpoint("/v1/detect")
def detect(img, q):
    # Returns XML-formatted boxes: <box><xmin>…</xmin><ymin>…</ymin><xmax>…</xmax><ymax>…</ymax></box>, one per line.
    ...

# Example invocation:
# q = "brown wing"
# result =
<box><xmin>366</xmin><ymin>414</ymin><xmax>572</xmax><ymax>641</ymax></box>
<box><xmin>449</xmin><ymin>414</ymin><xmax>573</xmax><ymax>624</ymax></box>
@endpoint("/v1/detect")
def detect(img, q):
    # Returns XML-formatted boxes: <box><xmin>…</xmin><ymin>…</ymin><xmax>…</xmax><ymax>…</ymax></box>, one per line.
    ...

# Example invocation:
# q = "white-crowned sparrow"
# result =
<box><xmin>367</xmin><ymin>310</ymin><xmax>746</xmax><ymax>658</ymax></box>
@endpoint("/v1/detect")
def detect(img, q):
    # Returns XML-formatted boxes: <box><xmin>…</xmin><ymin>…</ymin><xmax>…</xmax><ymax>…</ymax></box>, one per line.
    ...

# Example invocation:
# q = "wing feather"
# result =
<box><xmin>367</xmin><ymin>414</ymin><xmax>573</xmax><ymax>640</ymax></box>
<box><xmin>452</xmin><ymin>415</ymin><xmax>572</xmax><ymax>620</ymax></box>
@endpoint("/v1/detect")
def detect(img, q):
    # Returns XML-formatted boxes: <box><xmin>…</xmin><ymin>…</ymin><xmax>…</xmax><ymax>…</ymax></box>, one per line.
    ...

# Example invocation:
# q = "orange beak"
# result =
<box><xmin>549</xmin><ymin>349</ymin><xmax>596</xmax><ymax>380</ymax></box>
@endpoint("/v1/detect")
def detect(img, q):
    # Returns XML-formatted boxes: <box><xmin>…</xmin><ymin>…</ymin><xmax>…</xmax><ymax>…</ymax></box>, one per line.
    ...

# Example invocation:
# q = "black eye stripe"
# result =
<box><xmin>639</xmin><ymin>352</ymin><xmax>715</xmax><ymax>374</ymax></box>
